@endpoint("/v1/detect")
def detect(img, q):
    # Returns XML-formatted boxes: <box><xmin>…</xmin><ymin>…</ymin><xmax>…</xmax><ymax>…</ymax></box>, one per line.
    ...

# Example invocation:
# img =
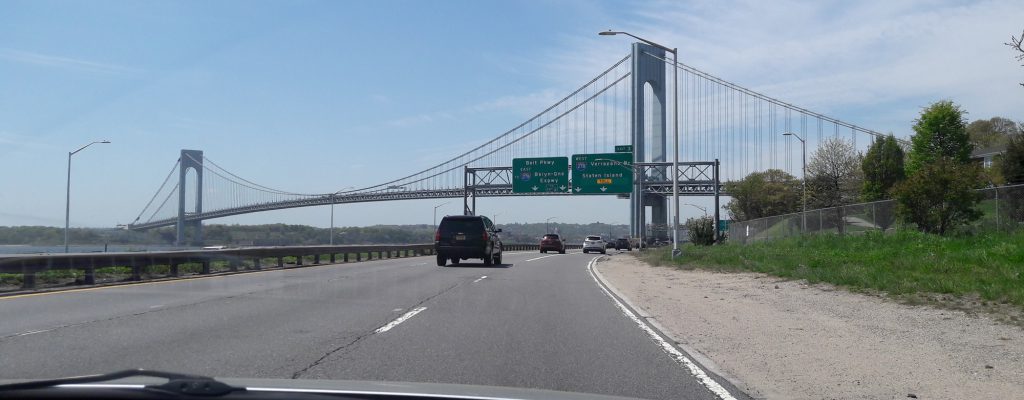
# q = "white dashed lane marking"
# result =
<box><xmin>374</xmin><ymin>307</ymin><xmax>427</xmax><ymax>334</ymax></box>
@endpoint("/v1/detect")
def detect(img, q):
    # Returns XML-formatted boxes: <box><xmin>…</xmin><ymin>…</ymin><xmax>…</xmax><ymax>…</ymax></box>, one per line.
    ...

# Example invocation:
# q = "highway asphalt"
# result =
<box><xmin>0</xmin><ymin>250</ymin><xmax>749</xmax><ymax>400</ymax></box>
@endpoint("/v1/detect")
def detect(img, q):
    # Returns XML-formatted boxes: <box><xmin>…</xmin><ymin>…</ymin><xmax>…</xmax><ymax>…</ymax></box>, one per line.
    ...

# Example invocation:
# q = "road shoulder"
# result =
<box><xmin>594</xmin><ymin>254</ymin><xmax>1024</xmax><ymax>400</ymax></box>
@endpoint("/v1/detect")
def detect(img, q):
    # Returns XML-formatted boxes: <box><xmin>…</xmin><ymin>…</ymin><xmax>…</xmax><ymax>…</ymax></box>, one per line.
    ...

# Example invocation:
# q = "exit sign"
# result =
<box><xmin>570</xmin><ymin>152</ymin><xmax>633</xmax><ymax>194</ymax></box>
<box><xmin>614</xmin><ymin>145</ymin><xmax>633</xmax><ymax>153</ymax></box>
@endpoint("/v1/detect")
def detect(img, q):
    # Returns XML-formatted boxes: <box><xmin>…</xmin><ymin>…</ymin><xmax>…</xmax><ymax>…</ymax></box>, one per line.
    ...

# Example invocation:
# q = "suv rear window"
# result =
<box><xmin>543</xmin><ymin>234</ymin><xmax>560</xmax><ymax>239</ymax></box>
<box><xmin>586</xmin><ymin>236</ymin><xmax>602</xmax><ymax>241</ymax></box>
<box><xmin>440</xmin><ymin>219</ymin><xmax>483</xmax><ymax>234</ymax></box>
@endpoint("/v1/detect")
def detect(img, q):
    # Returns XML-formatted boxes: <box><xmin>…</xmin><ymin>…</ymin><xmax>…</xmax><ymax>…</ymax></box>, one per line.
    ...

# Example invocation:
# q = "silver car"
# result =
<box><xmin>582</xmin><ymin>235</ymin><xmax>607</xmax><ymax>254</ymax></box>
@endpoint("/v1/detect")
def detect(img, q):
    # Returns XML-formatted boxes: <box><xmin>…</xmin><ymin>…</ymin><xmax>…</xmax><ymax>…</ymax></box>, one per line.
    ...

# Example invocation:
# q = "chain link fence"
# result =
<box><xmin>728</xmin><ymin>184</ymin><xmax>1024</xmax><ymax>244</ymax></box>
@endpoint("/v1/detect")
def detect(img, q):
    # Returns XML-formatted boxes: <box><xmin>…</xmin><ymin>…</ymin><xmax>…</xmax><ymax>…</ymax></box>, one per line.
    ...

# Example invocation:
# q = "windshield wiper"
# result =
<box><xmin>0</xmin><ymin>369</ymin><xmax>245</xmax><ymax>396</ymax></box>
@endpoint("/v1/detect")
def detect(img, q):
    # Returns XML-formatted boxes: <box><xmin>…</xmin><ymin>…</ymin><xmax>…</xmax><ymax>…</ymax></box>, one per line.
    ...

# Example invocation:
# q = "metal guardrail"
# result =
<box><xmin>0</xmin><ymin>244</ymin><xmax>436</xmax><ymax>290</ymax></box>
<box><xmin>0</xmin><ymin>243</ymin><xmax>575</xmax><ymax>291</ymax></box>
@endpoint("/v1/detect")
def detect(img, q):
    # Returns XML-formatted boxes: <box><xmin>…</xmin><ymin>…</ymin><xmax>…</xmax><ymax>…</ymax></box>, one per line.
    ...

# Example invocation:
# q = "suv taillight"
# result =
<box><xmin>435</xmin><ymin>230</ymin><xmax>440</xmax><ymax>241</ymax></box>
<box><xmin>482</xmin><ymin>231</ymin><xmax>489</xmax><ymax>241</ymax></box>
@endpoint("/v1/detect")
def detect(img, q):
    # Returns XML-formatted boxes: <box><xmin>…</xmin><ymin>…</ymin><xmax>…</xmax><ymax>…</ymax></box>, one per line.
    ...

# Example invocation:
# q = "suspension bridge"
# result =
<box><xmin>127</xmin><ymin>42</ymin><xmax>889</xmax><ymax>245</ymax></box>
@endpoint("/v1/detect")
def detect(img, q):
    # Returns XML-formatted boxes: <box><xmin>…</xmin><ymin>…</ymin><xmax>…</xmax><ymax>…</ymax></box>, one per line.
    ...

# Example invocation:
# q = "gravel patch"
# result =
<box><xmin>595</xmin><ymin>254</ymin><xmax>1024</xmax><ymax>400</ymax></box>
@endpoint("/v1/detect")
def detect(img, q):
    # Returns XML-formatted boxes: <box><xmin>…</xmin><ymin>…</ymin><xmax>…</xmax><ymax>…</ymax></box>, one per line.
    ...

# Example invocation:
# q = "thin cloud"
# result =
<box><xmin>0</xmin><ymin>48</ymin><xmax>141</xmax><ymax>75</ymax></box>
<box><xmin>0</xmin><ymin>131</ymin><xmax>52</xmax><ymax>150</ymax></box>
<box><xmin>543</xmin><ymin>0</ymin><xmax>1024</xmax><ymax>135</ymax></box>
<box><xmin>385</xmin><ymin>111</ymin><xmax>456</xmax><ymax>127</ymax></box>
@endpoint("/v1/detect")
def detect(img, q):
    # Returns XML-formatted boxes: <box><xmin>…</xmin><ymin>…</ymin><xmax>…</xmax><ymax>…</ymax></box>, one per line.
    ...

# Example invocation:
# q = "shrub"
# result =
<box><xmin>894</xmin><ymin>157</ymin><xmax>983</xmax><ymax>235</ymax></box>
<box><xmin>685</xmin><ymin>215</ymin><xmax>715</xmax><ymax>246</ymax></box>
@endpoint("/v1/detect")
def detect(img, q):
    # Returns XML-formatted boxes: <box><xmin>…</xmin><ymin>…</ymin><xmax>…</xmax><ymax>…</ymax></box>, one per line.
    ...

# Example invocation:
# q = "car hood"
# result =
<box><xmin>0</xmin><ymin>377</ymin><xmax>646</xmax><ymax>400</ymax></box>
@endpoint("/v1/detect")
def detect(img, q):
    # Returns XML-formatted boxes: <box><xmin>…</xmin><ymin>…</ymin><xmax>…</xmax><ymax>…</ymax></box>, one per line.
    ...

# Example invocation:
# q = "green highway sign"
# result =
<box><xmin>512</xmin><ymin>157</ymin><xmax>569</xmax><ymax>193</ymax></box>
<box><xmin>614</xmin><ymin>145</ymin><xmax>633</xmax><ymax>153</ymax></box>
<box><xmin>571</xmin><ymin>153</ymin><xmax>633</xmax><ymax>194</ymax></box>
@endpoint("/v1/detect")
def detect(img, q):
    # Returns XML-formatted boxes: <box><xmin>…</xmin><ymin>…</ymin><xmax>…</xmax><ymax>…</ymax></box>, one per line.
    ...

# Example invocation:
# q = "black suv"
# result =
<box><xmin>614</xmin><ymin>238</ymin><xmax>632</xmax><ymax>251</ymax></box>
<box><xmin>435</xmin><ymin>215</ymin><xmax>503</xmax><ymax>267</ymax></box>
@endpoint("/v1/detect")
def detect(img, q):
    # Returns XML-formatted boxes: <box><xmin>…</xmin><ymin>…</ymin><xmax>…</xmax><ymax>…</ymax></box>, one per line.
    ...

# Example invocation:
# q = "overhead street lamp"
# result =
<box><xmin>330</xmin><ymin>186</ymin><xmax>355</xmax><ymax>245</ymax></box>
<box><xmin>433</xmin><ymin>201</ymin><xmax>452</xmax><ymax>231</ymax></box>
<box><xmin>493</xmin><ymin>213</ymin><xmax>501</xmax><ymax>226</ymax></box>
<box><xmin>682</xmin><ymin>203</ymin><xmax>708</xmax><ymax>216</ymax></box>
<box><xmin>783</xmin><ymin>132</ymin><xmax>807</xmax><ymax>232</ymax></box>
<box><xmin>599</xmin><ymin>30</ymin><xmax>681</xmax><ymax>258</ymax></box>
<box><xmin>65</xmin><ymin>140</ymin><xmax>110</xmax><ymax>253</ymax></box>
<box><xmin>545</xmin><ymin>217</ymin><xmax>557</xmax><ymax>234</ymax></box>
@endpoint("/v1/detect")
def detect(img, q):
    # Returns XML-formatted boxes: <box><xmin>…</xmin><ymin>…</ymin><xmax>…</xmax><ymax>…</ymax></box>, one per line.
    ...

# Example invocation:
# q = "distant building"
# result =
<box><xmin>971</xmin><ymin>145</ymin><xmax>1006</xmax><ymax>168</ymax></box>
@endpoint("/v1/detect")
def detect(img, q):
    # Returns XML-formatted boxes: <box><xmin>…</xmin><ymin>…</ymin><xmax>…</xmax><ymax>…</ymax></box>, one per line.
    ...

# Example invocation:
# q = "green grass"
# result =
<box><xmin>643</xmin><ymin>229</ymin><xmax>1024</xmax><ymax>307</ymax></box>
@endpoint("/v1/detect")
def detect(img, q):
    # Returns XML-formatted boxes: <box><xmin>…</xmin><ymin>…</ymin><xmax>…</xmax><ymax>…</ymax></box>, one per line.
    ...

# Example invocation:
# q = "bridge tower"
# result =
<box><xmin>630</xmin><ymin>43</ymin><xmax>668</xmax><ymax>241</ymax></box>
<box><xmin>176</xmin><ymin>149</ymin><xmax>204</xmax><ymax>246</ymax></box>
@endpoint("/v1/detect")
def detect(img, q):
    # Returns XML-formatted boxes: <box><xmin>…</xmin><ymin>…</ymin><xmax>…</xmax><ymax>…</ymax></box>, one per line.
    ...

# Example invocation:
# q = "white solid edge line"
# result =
<box><xmin>586</xmin><ymin>257</ymin><xmax>738</xmax><ymax>400</ymax></box>
<box><xmin>374</xmin><ymin>306</ymin><xmax>427</xmax><ymax>334</ymax></box>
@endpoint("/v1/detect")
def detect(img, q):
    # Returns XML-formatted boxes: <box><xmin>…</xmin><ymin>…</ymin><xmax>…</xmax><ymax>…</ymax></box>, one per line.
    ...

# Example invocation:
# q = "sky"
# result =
<box><xmin>1</xmin><ymin>0</ymin><xmax>1022</xmax><ymax>229</ymax></box>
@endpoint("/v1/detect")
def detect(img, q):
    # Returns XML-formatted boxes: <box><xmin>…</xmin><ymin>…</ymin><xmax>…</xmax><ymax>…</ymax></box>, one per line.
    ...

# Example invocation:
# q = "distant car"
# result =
<box><xmin>539</xmin><ymin>233</ymin><xmax>565</xmax><ymax>254</ymax></box>
<box><xmin>582</xmin><ymin>235</ymin><xmax>607</xmax><ymax>254</ymax></box>
<box><xmin>614</xmin><ymin>238</ymin><xmax>631</xmax><ymax>251</ymax></box>
<box><xmin>434</xmin><ymin>215</ymin><xmax>503</xmax><ymax>267</ymax></box>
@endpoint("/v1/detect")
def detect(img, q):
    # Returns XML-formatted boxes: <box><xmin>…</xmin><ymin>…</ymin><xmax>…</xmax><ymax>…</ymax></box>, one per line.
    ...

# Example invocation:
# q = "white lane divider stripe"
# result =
<box><xmin>17</xmin><ymin>329</ymin><xmax>51</xmax><ymax>336</ymax></box>
<box><xmin>374</xmin><ymin>307</ymin><xmax>427</xmax><ymax>334</ymax></box>
<box><xmin>473</xmin><ymin>275</ymin><xmax>487</xmax><ymax>283</ymax></box>
<box><xmin>524</xmin><ymin>254</ymin><xmax>561</xmax><ymax>262</ymax></box>
<box><xmin>586</xmin><ymin>257</ymin><xmax>737</xmax><ymax>400</ymax></box>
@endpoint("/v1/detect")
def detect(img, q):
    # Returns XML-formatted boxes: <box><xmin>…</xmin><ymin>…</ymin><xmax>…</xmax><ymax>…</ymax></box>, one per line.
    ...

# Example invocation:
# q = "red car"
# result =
<box><xmin>539</xmin><ymin>233</ymin><xmax>566</xmax><ymax>254</ymax></box>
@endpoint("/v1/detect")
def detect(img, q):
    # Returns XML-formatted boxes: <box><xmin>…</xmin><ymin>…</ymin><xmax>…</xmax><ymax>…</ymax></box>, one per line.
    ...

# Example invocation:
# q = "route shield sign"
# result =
<box><xmin>512</xmin><ymin>157</ymin><xmax>569</xmax><ymax>193</ymax></box>
<box><xmin>571</xmin><ymin>153</ymin><xmax>633</xmax><ymax>194</ymax></box>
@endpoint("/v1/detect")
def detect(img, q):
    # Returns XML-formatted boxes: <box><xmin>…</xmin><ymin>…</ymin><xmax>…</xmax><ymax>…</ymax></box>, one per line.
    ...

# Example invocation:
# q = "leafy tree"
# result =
<box><xmin>1000</xmin><ymin>133</ymin><xmax>1024</xmax><ymax>226</ymax></box>
<box><xmin>806</xmin><ymin>137</ymin><xmax>863</xmax><ymax>209</ymax></box>
<box><xmin>967</xmin><ymin>117</ymin><xmax>1020</xmax><ymax>149</ymax></box>
<box><xmin>685</xmin><ymin>215</ymin><xmax>715</xmax><ymax>246</ymax></box>
<box><xmin>1001</xmin><ymin>132</ymin><xmax>1024</xmax><ymax>184</ymax></box>
<box><xmin>893</xmin><ymin>157</ymin><xmax>983</xmax><ymax>235</ymax></box>
<box><xmin>861</xmin><ymin>135</ymin><xmax>906</xmax><ymax>201</ymax></box>
<box><xmin>906</xmin><ymin>100</ymin><xmax>972</xmax><ymax>174</ymax></box>
<box><xmin>724</xmin><ymin>169</ymin><xmax>801</xmax><ymax>221</ymax></box>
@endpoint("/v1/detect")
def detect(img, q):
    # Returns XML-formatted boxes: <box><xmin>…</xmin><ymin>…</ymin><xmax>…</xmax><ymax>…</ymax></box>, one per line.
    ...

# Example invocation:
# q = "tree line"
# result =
<box><xmin>0</xmin><ymin>222</ymin><xmax>629</xmax><ymax>246</ymax></box>
<box><xmin>723</xmin><ymin>102</ymin><xmax>1024</xmax><ymax>236</ymax></box>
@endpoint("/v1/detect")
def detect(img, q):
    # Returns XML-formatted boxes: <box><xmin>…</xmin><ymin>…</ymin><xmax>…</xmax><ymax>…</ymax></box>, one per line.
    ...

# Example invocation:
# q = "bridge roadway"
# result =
<box><xmin>0</xmin><ymin>250</ymin><xmax>747</xmax><ymax>400</ymax></box>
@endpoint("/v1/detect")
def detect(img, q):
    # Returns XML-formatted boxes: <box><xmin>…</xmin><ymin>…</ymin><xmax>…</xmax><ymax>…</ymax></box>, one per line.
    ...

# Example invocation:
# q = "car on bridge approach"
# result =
<box><xmin>435</xmin><ymin>215</ymin><xmax>503</xmax><ymax>267</ymax></box>
<box><xmin>582</xmin><ymin>235</ymin><xmax>607</xmax><ymax>254</ymax></box>
<box><xmin>539</xmin><ymin>234</ymin><xmax>566</xmax><ymax>254</ymax></box>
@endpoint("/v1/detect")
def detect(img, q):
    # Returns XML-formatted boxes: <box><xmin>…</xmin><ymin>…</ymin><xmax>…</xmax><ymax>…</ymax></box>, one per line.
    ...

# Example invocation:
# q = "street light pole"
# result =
<box><xmin>599</xmin><ymin>30</ymin><xmax>680</xmax><ymax>258</ymax></box>
<box><xmin>65</xmin><ymin>140</ymin><xmax>110</xmax><ymax>253</ymax></box>
<box><xmin>545</xmin><ymin>216</ymin><xmax>557</xmax><ymax>233</ymax></box>
<box><xmin>434</xmin><ymin>201</ymin><xmax>452</xmax><ymax>230</ymax></box>
<box><xmin>329</xmin><ymin>186</ymin><xmax>355</xmax><ymax>246</ymax></box>
<box><xmin>330</xmin><ymin>194</ymin><xmax>336</xmax><ymax>245</ymax></box>
<box><xmin>783</xmin><ymin>132</ymin><xmax>807</xmax><ymax>232</ymax></box>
